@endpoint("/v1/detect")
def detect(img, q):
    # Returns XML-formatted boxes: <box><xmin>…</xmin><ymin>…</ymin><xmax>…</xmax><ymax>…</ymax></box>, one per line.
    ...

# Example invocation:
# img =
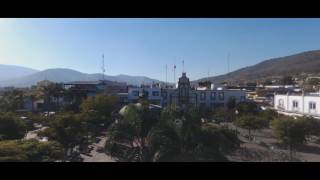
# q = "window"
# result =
<box><xmin>218</xmin><ymin>92</ymin><xmax>224</xmax><ymax>100</ymax></box>
<box><xmin>200</xmin><ymin>92</ymin><xmax>206</xmax><ymax>100</ymax></box>
<box><xmin>132</xmin><ymin>91</ymin><xmax>139</xmax><ymax>96</ymax></box>
<box><xmin>152</xmin><ymin>91</ymin><xmax>159</xmax><ymax>96</ymax></box>
<box><xmin>211</xmin><ymin>92</ymin><xmax>216</xmax><ymax>100</ymax></box>
<box><xmin>309</xmin><ymin>102</ymin><xmax>316</xmax><ymax>110</ymax></box>
<box><xmin>292</xmin><ymin>100</ymin><xmax>299</xmax><ymax>109</ymax></box>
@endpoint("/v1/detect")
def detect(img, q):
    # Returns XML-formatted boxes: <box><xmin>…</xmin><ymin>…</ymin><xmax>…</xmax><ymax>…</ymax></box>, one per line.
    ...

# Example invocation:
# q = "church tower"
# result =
<box><xmin>178</xmin><ymin>72</ymin><xmax>191</xmax><ymax>105</ymax></box>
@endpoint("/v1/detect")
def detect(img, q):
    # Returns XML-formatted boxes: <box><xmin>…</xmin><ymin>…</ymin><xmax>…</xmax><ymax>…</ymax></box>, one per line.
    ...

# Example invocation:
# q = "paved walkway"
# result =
<box><xmin>80</xmin><ymin>133</ymin><xmax>116</xmax><ymax>162</ymax></box>
<box><xmin>24</xmin><ymin>127</ymin><xmax>48</xmax><ymax>140</ymax></box>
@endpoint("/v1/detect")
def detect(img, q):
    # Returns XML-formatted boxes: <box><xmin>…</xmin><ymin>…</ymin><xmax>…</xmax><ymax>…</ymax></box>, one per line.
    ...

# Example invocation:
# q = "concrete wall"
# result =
<box><xmin>274</xmin><ymin>94</ymin><xmax>320</xmax><ymax>117</ymax></box>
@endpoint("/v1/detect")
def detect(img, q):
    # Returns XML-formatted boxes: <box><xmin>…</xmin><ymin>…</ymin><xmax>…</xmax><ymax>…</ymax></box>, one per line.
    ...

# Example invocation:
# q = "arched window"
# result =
<box><xmin>278</xmin><ymin>99</ymin><xmax>284</xmax><ymax>109</ymax></box>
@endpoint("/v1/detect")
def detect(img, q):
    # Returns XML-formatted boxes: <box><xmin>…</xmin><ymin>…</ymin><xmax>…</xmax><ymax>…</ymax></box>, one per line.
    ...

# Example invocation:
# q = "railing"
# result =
<box><xmin>276</xmin><ymin>108</ymin><xmax>320</xmax><ymax>118</ymax></box>
<box><xmin>277</xmin><ymin>105</ymin><xmax>285</xmax><ymax>110</ymax></box>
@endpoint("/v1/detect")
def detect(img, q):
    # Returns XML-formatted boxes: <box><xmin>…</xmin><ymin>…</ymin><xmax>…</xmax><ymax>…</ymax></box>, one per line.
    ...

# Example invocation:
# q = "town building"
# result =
<box><xmin>127</xmin><ymin>72</ymin><xmax>246</xmax><ymax>108</ymax></box>
<box><xmin>63</xmin><ymin>80</ymin><xmax>127</xmax><ymax>104</ymax></box>
<box><xmin>274</xmin><ymin>92</ymin><xmax>320</xmax><ymax>118</ymax></box>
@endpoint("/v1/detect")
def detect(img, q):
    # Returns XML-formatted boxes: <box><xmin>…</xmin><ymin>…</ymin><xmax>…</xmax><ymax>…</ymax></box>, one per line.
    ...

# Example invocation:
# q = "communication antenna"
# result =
<box><xmin>227</xmin><ymin>53</ymin><xmax>230</xmax><ymax>86</ymax></box>
<box><xmin>165</xmin><ymin>64</ymin><xmax>168</xmax><ymax>88</ymax></box>
<box><xmin>227</xmin><ymin>53</ymin><xmax>230</xmax><ymax>74</ymax></box>
<box><xmin>101</xmin><ymin>54</ymin><xmax>106</xmax><ymax>82</ymax></box>
<box><xmin>173</xmin><ymin>64</ymin><xmax>176</xmax><ymax>86</ymax></box>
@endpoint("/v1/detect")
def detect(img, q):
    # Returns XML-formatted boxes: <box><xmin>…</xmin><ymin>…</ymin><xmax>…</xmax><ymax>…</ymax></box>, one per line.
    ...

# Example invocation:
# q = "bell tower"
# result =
<box><xmin>178</xmin><ymin>72</ymin><xmax>191</xmax><ymax>105</ymax></box>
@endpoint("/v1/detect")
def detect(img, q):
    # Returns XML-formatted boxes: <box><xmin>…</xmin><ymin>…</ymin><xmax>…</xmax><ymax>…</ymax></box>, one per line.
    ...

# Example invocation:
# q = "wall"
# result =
<box><xmin>274</xmin><ymin>94</ymin><xmax>320</xmax><ymax>117</ymax></box>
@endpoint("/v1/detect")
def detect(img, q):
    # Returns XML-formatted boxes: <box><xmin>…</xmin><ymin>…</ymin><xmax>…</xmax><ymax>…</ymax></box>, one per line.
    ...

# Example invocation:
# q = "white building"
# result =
<box><xmin>274</xmin><ymin>92</ymin><xmax>320</xmax><ymax>118</ymax></box>
<box><xmin>127</xmin><ymin>72</ymin><xmax>246</xmax><ymax>109</ymax></box>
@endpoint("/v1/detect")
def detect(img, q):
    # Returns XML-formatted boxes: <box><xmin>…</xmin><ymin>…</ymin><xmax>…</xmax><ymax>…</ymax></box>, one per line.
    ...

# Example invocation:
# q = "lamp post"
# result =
<box><xmin>235</xmin><ymin>109</ymin><xmax>239</xmax><ymax>136</ymax></box>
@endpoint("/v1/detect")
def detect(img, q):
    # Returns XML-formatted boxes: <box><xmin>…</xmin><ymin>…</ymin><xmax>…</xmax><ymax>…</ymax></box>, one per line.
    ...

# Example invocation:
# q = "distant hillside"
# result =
<box><xmin>195</xmin><ymin>50</ymin><xmax>320</xmax><ymax>85</ymax></box>
<box><xmin>0</xmin><ymin>64</ymin><xmax>39</xmax><ymax>81</ymax></box>
<box><xmin>0</xmin><ymin>68</ymin><xmax>162</xmax><ymax>87</ymax></box>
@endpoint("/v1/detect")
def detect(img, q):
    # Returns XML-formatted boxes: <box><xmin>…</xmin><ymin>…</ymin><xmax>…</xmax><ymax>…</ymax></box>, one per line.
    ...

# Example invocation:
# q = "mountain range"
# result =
<box><xmin>195</xmin><ymin>50</ymin><xmax>320</xmax><ymax>85</ymax></box>
<box><xmin>0</xmin><ymin>64</ymin><xmax>39</xmax><ymax>81</ymax></box>
<box><xmin>0</xmin><ymin>68</ymin><xmax>162</xmax><ymax>87</ymax></box>
<box><xmin>1</xmin><ymin>49</ymin><xmax>320</xmax><ymax>87</ymax></box>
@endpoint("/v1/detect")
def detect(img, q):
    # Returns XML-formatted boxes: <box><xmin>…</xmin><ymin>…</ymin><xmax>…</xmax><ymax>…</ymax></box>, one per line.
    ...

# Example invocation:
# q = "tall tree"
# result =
<box><xmin>38</xmin><ymin>113</ymin><xmax>86</xmax><ymax>161</ymax></box>
<box><xmin>80</xmin><ymin>94</ymin><xmax>119</xmax><ymax>129</ymax></box>
<box><xmin>235</xmin><ymin>115</ymin><xmax>269</xmax><ymax>141</ymax></box>
<box><xmin>272</xmin><ymin>116</ymin><xmax>309</xmax><ymax>160</ymax></box>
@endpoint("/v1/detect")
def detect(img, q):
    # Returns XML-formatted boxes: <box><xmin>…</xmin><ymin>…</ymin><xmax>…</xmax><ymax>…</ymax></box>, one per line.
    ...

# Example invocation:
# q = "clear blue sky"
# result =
<box><xmin>1</xmin><ymin>18</ymin><xmax>320</xmax><ymax>82</ymax></box>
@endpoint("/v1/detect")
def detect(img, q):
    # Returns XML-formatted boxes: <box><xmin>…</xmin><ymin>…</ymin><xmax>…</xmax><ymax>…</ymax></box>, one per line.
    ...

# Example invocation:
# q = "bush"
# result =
<box><xmin>0</xmin><ymin>140</ymin><xmax>64</xmax><ymax>162</ymax></box>
<box><xmin>0</xmin><ymin>112</ymin><xmax>27</xmax><ymax>140</ymax></box>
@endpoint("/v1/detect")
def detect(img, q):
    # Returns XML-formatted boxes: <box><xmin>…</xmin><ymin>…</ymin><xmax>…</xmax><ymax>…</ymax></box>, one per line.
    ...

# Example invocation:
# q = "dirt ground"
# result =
<box><xmin>80</xmin><ymin>132</ymin><xmax>116</xmax><ymax>162</ymax></box>
<box><xmin>224</xmin><ymin>122</ymin><xmax>320</xmax><ymax>162</ymax></box>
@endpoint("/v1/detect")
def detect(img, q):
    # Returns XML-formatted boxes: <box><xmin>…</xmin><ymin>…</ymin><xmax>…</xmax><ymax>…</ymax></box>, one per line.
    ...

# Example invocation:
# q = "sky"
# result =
<box><xmin>1</xmin><ymin>18</ymin><xmax>320</xmax><ymax>82</ymax></box>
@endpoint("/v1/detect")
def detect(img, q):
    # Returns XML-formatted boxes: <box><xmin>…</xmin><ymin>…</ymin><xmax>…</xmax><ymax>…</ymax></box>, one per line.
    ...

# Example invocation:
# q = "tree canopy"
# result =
<box><xmin>0</xmin><ymin>112</ymin><xmax>27</xmax><ymax>140</ymax></box>
<box><xmin>0</xmin><ymin>139</ymin><xmax>64</xmax><ymax>162</ymax></box>
<box><xmin>271</xmin><ymin>116</ymin><xmax>311</xmax><ymax>159</ymax></box>
<box><xmin>106</xmin><ymin>105</ymin><xmax>240</xmax><ymax>162</ymax></box>
<box><xmin>235</xmin><ymin>114</ymin><xmax>269</xmax><ymax>140</ymax></box>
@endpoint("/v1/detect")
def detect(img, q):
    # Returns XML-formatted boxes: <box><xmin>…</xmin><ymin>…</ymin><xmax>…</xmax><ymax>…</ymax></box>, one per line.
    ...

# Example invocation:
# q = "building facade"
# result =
<box><xmin>274</xmin><ymin>92</ymin><xmax>320</xmax><ymax>118</ymax></box>
<box><xmin>127</xmin><ymin>72</ymin><xmax>246</xmax><ymax>108</ymax></box>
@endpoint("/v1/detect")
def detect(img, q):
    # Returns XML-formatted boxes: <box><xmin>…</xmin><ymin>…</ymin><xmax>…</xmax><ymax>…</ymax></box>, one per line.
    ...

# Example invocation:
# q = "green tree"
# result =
<box><xmin>0</xmin><ymin>89</ymin><xmax>25</xmax><ymax>112</ymax></box>
<box><xmin>259</xmin><ymin>109</ymin><xmax>277</xmax><ymax>122</ymax></box>
<box><xmin>281</xmin><ymin>76</ymin><xmax>294</xmax><ymax>85</ymax></box>
<box><xmin>211</xmin><ymin>107</ymin><xmax>235</xmax><ymax>123</ymax></box>
<box><xmin>307</xmin><ymin>78</ymin><xmax>320</xmax><ymax>86</ymax></box>
<box><xmin>235</xmin><ymin>115</ymin><xmax>269</xmax><ymax>141</ymax></box>
<box><xmin>227</xmin><ymin>96</ymin><xmax>237</xmax><ymax>110</ymax></box>
<box><xmin>302</xmin><ymin>116</ymin><xmax>320</xmax><ymax>137</ymax></box>
<box><xmin>236</xmin><ymin>101</ymin><xmax>259</xmax><ymax>115</ymax></box>
<box><xmin>106</xmin><ymin>105</ymin><xmax>240</xmax><ymax>162</ymax></box>
<box><xmin>38</xmin><ymin>113</ymin><xmax>86</xmax><ymax>160</ymax></box>
<box><xmin>148</xmin><ymin>118</ymin><xmax>239</xmax><ymax>162</ymax></box>
<box><xmin>271</xmin><ymin>116</ymin><xmax>309</xmax><ymax>160</ymax></box>
<box><xmin>263</xmin><ymin>79</ymin><xmax>273</xmax><ymax>86</ymax></box>
<box><xmin>80</xmin><ymin>94</ymin><xmax>119</xmax><ymax>125</ymax></box>
<box><xmin>0</xmin><ymin>139</ymin><xmax>64</xmax><ymax>162</ymax></box>
<box><xmin>106</xmin><ymin>103</ymin><xmax>159</xmax><ymax>161</ymax></box>
<box><xmin>0</xmin><ymin>112</ymin><xmax>27</xmax><ymax>140</ymax></box>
